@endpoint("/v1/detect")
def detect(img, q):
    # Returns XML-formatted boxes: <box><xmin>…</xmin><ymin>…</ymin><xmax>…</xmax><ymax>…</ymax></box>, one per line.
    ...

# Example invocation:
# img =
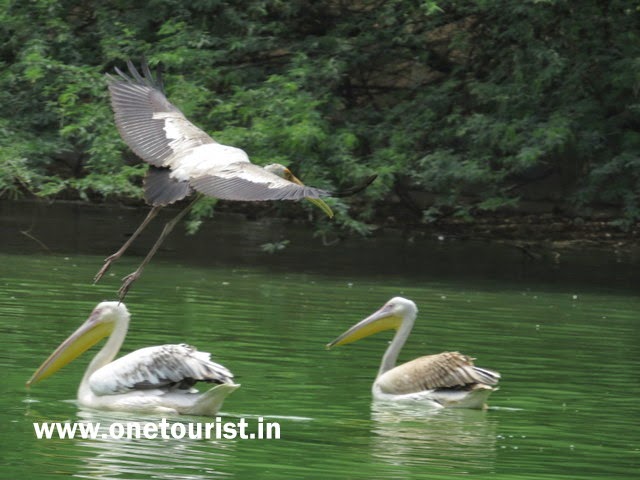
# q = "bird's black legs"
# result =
<box><xmin>118</xmin><ymin>198</ymin><xmax>198</xmax><ymax>301</ymax></box>
<box><xmin>94</xmin><ymin>206</ymin><xmax>162</xmax><ymax>284</ymax></box>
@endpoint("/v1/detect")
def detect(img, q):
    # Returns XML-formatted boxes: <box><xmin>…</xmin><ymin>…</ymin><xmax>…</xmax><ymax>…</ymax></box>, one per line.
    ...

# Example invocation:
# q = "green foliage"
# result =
<box><xmin>1</xmin><ymin>0</ymin><xmax>639</xmax><ymax>232</ymax></box>
<box><xmin>185</xmin><ymin>197</ymin><xmax>218</xmax><ymax>235</ymax></box>
<box><xmin>260</xmin><ymin>240</ymin><xmax>290</xmax><ymax>254</ymax></box>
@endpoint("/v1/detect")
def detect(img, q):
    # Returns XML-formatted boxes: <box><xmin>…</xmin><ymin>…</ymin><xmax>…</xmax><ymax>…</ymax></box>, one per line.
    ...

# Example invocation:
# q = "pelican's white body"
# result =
<box><xmin>30</xmin><ymin>302</ymin><xmax>239</xmax><ymax>416</ymax></box>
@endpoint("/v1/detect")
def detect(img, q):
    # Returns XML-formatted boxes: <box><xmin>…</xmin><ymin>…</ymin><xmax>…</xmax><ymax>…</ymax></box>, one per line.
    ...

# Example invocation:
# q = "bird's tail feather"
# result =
<box><xmin>472</xmin><ymin>366</ymin><xmax>500</xmax><ymax>386</ymax></box>
<box><xmin>144</xmin><ymin>166</ymin><xmax>192</xmax><ymax>206</ymax></box>
<box><xmin>184</xmin><ymin>383</ymin><xmax>240</xmax><ymax>416</ymax></box>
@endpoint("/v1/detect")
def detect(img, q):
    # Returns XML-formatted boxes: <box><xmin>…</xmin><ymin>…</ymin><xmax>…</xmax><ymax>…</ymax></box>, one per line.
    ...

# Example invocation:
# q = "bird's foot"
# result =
<box><xmin>118</xmin><ymin>270</ymin><xmax>141</xmax><ymax>301</ymax></box>
<box><xmin>93</xmin><ymin>253</ymin><xmax>121</xmax><ymax>284</ymax></box>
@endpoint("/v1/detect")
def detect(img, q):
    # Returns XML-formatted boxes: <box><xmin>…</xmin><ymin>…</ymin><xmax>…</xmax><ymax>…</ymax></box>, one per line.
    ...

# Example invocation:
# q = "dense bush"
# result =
<box><xmin>1</xmin><ymin>1</ymin><xmax>638</xmax><ymax>232</ymax></box>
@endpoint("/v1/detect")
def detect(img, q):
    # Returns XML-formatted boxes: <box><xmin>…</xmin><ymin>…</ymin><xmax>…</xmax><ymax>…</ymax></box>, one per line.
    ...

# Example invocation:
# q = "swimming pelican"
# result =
<box><xmin>27</xmin><ymin>301</ymin><xmax>239</xmax><ymax>415</ymax></box>
<box><xmin>327</xmin><ymin>297</ymin><xmax>500</xmax><ymax>409</ymax></box>
<box><xmin>94</xmin><ymin>61</ymin><xmax>376</xmax><ymax>299</ymax></box>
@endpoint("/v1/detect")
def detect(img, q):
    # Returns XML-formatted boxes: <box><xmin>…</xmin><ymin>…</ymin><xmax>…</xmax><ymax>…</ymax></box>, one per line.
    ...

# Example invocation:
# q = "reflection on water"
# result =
<box><xmin>72</xmin><ymin>410</ymin><xmax>234</xmax><ymax>480</ymax></box>
<box><xmin>370</xmin><ymin>401</ymin><xmax>497</xmax><ymax>474</ymax></box>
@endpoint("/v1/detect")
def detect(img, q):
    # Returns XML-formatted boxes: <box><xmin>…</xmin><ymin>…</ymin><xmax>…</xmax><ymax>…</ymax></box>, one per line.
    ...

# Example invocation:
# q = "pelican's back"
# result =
<box><xmin>376</xmin><ymin>351</ymin><xmax>500</xmax><ymax>396</ymax></box>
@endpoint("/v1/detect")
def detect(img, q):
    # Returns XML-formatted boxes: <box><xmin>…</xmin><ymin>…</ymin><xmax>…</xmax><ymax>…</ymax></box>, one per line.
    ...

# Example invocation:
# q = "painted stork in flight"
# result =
<box><xmin>94</xmin><ymin>61</ymin><xmax>375</xmax><ymax>299</ymax></box>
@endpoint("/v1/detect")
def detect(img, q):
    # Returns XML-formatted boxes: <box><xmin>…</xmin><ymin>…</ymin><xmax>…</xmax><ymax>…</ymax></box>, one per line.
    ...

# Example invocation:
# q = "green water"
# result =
<box><xmin>1</xmin><ymin>204</ymin><xmax>639</xmax><ymax>479</ymax></box>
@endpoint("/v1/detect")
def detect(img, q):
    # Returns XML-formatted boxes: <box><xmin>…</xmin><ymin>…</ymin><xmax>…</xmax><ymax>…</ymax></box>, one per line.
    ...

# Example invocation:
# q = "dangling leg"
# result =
<box><xmin>118</xmin><ymin>198</ymin><xmax>199</xmax><ymax>300</ymax></box>
<box><xmin>94</xmin><ymin>206</ymin><xmax>162</xmax><ymax>284</ymax></box>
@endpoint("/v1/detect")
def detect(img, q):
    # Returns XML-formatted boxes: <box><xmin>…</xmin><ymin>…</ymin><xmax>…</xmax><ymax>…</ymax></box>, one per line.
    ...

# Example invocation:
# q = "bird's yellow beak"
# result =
<box><xmin>326</xmin><ymin>304</ymin><xmax>402</xmax><ymax>348</ymax></box>
<box><xmin>286</xmin><ymin>169</ymin><xmax>334</xmax><ymax>218</ymax></box>
<box><xmin>306</xmin><ymin>197</ymin><xmax>334</xmax><ymax>219</ymax></box>
<box><xmin>26</xmin><ymin>312</ymin><xmax>114</xmax><ymax>387</ymax></box>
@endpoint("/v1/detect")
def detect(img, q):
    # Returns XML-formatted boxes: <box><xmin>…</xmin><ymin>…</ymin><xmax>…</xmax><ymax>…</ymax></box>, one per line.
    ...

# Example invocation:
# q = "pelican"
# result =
<box><xmin>94</xmin><ymin>61</ymin><xmax>375</xmax><ymax>299</ymax></box>
<box><xmin>27</xmin><ymin>301</ymin><xmax>239</xmax><ymax>415</ymax></box>
<box><xmin>327</xmin><ymin>297</ymin><xmax>500</xmax><ymax>409</ymax></box>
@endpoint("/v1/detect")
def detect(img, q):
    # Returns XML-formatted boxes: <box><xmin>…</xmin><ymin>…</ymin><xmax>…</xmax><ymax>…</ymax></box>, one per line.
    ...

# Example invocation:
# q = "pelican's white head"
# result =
<box><xmin>326</xmin><ymin>297</ymin><xmax>418</xmax><ymax>348</ymax></box>
<box><xmin>382</xmin><ymin>297</ymin><xmax>418</xmax><ymax>318</ymax></box>
<box><xmin>26</xmin><ymin>301</ymin><xmax>130</xmax><ymax>386</ymax></box>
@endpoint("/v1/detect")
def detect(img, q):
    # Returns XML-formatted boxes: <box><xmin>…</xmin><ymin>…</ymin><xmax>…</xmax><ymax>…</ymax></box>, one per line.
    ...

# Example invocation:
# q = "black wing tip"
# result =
<box><xmin>330</xmin><ymin>174</ymin><xmax>378</xmax><ymax>198</ymax></box>
<box><xmin>108</xmin><ymin>58</ymin><xmax>163</xmax><ymax>91</ymax></box>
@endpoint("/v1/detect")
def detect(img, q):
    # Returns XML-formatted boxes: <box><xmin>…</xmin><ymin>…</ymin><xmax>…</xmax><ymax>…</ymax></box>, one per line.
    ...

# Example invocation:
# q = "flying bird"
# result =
<box><xmin>327</xmin><ymin>297</ymin><xmax>500</xmax><ymax>409</ymax></box>
<box><xmin>94</xmin><ymin>61</ymin><xmax>375</xmax><ymax>299</ymax></box>
<box><xmin>27</xmin><ymin>301</ymin><xmax>238</xmax><ymax>415</ymax></box>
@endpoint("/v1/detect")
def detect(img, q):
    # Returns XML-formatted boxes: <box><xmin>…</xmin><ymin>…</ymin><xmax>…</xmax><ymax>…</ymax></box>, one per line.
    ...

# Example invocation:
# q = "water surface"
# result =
<box><xmin>1</xmin><ymin>202</ymin><xmax>638</xmax><ymax>478</ymax></box>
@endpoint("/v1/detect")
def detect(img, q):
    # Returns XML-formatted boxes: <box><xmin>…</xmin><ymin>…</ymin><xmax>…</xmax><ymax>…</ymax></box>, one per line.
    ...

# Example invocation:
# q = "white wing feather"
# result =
<box><xmin>107</xmin><ymin>63</ymin><xmax>215</xmax><ymax>169</ymax></box>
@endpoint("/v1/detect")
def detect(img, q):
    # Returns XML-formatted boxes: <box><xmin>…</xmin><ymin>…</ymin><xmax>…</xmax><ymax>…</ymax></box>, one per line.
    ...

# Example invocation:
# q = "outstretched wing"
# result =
<box><xmin>377</xmin><ymin>352</ymin><xmax>500</xmax><ymax>395</ymax></box>
<box><xmin>109</xmin><ymin>61</ymin><xmax>371</xmax><ymax>205</ymax></box>
<box><xmin>189</xmin><ymin>162</ymin><xmax>331</xmax><ymax>201</ymax></box>
<box><xmin>88</xmin><ymin>344</ymin><xmax>234</xmax><ymax>396</ymax></box>
<box><xmin>107</xmin><ymin>60</ymin><xmax>215</xmax><ymax>168</ymax></box>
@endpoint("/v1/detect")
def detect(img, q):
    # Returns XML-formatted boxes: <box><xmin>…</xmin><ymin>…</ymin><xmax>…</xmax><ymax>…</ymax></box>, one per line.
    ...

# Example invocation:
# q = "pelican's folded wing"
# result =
<box><xmin>189</xmin><ymin>162</ymin><xmax>331</xmax><ymax>201</ymax></box>
<box><xmin>377</xmin><ymin>352</ymin><xmax>500</xmax><ymax>395</ymax></box>
<box><xmin>88</xmin><ymin>344</ymin><xmax>234</xmax><ymax>395</ymax></box>
<box><xmin>107</xmin><ymin>61</ymin><xmax>214</xmax><ymax>168</ymax></box>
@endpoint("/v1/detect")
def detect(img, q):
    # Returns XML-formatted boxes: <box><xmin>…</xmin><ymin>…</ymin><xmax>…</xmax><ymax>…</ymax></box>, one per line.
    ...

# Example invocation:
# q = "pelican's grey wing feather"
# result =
<box><xmin>88</xmin><ymin>344</ymin><xmax>234</xmax><ymax>395</ymax></box>
<box><xmin>107</xmin><ymin>61</ymin><xmax>214</xmax><ymax>168</ymax></box>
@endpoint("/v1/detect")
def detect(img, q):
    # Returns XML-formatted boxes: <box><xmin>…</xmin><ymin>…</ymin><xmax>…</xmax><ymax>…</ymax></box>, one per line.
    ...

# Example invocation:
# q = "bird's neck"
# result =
<box><xmin>377</xmin><ymin>316</ymin><xmax>414</xmax><ymax>377</ymax></box>
<box><xmin>78</xmin><ymin>319</ymin><xmax>128</xmax><ymax>399</ymax></box>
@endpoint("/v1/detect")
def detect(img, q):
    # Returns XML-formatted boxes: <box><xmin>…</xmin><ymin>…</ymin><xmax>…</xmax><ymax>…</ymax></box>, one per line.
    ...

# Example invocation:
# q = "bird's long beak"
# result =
<box><xmin>326</xmin><ymin>303</ymin><xmax>402</xmax><ymax>348</ymax></box>
<box><xmin>306</xmin><ymin>197</ymin><xmax>334</xmax><ymax>219</ymax></box>
<box><xmin>287</xmin><ymin>171</ymin><xmax>334</xmax><ymax>218</ymax></box>
<box><xmin>26</xmin><ymin>312</ymin><xmax>114</xmax><ymax>387</ymax></box>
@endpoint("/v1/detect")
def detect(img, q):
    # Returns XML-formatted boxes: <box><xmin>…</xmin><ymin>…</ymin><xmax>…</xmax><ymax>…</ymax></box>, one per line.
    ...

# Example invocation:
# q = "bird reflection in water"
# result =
<box><xmin>72</xmin><ymin>409</ymin><xmax>235</xmax><ymax>480</ymax></box>
<box><xmin>369</xmin><ymin>401</ymin><xmax>498</xmax><ymax>472</ymax></box>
